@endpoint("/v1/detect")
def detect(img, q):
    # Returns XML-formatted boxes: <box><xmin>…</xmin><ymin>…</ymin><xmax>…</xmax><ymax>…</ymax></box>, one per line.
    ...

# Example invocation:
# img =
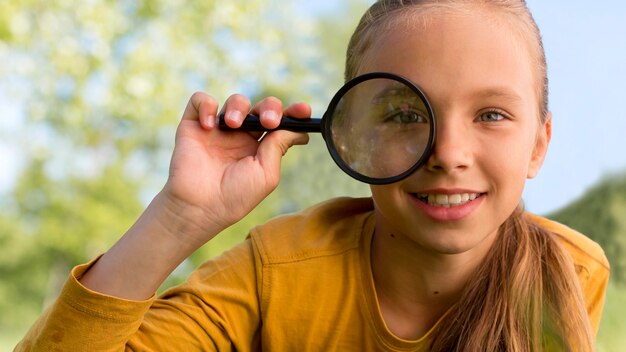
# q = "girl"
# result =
<box><xmin>17</xmin><ymin>0</ymin><xmax>609</xmax><ymax>351</ymax></box>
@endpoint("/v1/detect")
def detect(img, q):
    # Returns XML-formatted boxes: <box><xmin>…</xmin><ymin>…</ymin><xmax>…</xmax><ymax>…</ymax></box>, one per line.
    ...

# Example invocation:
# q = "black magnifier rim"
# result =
<box><xmin>322</xmin><ymin>72</ymin><xmax>436</xmax><ymax>185</ymax></box>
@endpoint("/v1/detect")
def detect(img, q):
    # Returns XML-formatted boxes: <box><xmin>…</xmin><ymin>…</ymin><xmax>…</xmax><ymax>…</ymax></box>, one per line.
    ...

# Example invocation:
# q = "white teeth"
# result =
<box><xmin>448</xmin><ymin>194</ymin><xmax>462</xmax><ymax>204</ymax></box>
<box><xmin>420</xmin><ymin>193</ymin><xmax>480</xmax><ymax>207</ymax></box>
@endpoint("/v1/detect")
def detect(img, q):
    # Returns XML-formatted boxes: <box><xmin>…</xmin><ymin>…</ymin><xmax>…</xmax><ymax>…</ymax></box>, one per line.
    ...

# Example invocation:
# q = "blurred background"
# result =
<box><xmin>0</xmin><ymin>0</ymin><xmax>624</xmax><ymax>349</ymax></box>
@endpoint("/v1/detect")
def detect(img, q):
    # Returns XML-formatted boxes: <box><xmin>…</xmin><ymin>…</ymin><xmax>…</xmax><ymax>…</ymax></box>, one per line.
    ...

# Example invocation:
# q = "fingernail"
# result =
<box><xmin>206</xmin><ymin>114</ymin><xmax>215</xmax><ymax>128</ymax></box>
<box><xmin>262</xmin><ymin>110</ymin><xmax>278</xmax><ymax>124</ymax></box>
<box><xmin>227</xmin><ymin>110</ymin><xmax>243</xmax><ymax>124</ymax></box>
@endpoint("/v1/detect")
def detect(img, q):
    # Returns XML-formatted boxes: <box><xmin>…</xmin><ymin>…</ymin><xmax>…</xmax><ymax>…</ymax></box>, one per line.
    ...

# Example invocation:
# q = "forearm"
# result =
<box><xmin>79</xmin><ymin>190</ymin><xmax>224</xmax><ymax>300</ymax></box>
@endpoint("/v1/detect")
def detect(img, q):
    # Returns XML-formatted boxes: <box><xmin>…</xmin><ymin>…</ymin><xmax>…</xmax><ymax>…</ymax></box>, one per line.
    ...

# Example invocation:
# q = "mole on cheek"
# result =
<box><xmin>390</xmin><ymin>233</ymin><xmax>396</xmax><ymax>238</ymax></box>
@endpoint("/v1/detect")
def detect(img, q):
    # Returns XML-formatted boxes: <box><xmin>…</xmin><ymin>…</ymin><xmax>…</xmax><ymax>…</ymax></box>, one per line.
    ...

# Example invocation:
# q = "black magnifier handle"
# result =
<box><xmin>218</xmin><ymin>113</ymin><xmax>322</xmax><ymax>133</ymax></box>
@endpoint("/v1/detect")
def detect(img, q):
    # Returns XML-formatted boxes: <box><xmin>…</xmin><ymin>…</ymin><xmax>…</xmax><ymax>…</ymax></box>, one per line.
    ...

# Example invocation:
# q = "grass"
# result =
<box><xmin>597</xmin><ymin>281</ymin><xmax>626</xmax><ymax>351</ymax></box>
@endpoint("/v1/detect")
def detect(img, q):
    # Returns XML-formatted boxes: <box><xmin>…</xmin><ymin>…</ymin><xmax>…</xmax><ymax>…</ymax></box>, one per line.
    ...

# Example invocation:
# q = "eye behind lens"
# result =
<box><xmin>322</xmin><ymin>72</ymin><xmax>436</xmax><ymax>184</ymax></box>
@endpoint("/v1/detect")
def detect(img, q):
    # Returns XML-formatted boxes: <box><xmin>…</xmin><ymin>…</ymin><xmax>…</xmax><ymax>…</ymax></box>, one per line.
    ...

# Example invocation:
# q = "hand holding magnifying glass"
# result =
<box><xmin>219</xmin><ymin>72</ymin><xmax>436</xmax><ymax>185</ymax></box>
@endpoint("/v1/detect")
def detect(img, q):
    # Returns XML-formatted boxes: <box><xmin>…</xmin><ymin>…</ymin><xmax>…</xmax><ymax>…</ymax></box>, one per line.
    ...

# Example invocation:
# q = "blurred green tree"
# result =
<box><xmin>0</xmin><ymin>0</ymin><xmax>370</xmax><ymax>345</ymax></box>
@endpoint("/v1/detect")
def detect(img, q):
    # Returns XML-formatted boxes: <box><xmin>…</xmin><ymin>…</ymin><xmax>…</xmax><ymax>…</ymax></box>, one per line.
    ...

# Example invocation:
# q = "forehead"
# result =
<box><xmin>358</xmin><ymin>6</ymin><xmax>537</xmax><ymax>104</ymax></box>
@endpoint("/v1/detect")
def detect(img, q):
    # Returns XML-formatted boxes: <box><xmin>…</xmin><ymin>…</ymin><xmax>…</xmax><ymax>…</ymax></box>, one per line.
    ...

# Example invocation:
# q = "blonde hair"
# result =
<box><xmin>347</xmin><ymin>1</ymin><xmax>593</xmax><ymax>350</ymax></box>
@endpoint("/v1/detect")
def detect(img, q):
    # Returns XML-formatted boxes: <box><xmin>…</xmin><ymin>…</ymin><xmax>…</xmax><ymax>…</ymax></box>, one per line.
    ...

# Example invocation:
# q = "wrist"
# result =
<box><xmin>78</xmin><ymin>191</ymin><xmax>225</xmax><ymax>300</ymax></box>
<box><xmin>150</xmin><ymin>188</ymin><xmax>227</xmax><ymax>251</ymax></box>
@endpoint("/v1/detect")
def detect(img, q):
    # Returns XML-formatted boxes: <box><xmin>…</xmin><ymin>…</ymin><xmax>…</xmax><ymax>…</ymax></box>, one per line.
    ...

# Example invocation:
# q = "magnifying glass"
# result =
<box><xmin>219</xmin><ymin>72</ymin><xmax>436</xmax><ymax>185</ymax></box>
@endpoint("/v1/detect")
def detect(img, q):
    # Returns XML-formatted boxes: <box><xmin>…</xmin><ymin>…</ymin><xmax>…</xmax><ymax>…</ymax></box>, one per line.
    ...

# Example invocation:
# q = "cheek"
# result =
<box><xmin>476</xmin><ymin>128</ymin><xmax>537</xmax><ymax>192</ymax></box>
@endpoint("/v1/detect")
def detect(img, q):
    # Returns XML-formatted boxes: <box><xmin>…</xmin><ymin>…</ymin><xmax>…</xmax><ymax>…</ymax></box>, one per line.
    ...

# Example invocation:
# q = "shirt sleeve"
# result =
<box><xmin>15</xmin><ymin>238</ymin><xmax>262</xmax><ymax>352</ymax></box>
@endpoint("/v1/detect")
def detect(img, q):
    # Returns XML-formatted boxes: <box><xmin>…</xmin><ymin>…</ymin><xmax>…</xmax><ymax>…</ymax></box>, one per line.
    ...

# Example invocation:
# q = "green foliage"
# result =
<box><xmin>0</xmin><ymin>159</ymin><xmax>145</xmax><ymax>340</ymax></box>
<box><xmin>548</xmin><ymin>172</ymin><xmax>626</xmax><ymax>284</ymax></box>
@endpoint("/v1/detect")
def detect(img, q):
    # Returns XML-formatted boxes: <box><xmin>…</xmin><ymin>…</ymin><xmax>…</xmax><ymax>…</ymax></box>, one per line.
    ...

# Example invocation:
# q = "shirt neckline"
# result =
<box><xmin>357</xmin><ymin>211</ymin><xmax>443</xmax><ymax>351</ymax></box>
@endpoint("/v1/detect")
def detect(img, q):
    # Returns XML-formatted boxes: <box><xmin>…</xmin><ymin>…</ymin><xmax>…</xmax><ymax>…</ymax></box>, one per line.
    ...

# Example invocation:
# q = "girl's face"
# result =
<box><xmin>364</xmin><ymin>8</ymin><xmax>551</xmax><ymax>255</ymax></box>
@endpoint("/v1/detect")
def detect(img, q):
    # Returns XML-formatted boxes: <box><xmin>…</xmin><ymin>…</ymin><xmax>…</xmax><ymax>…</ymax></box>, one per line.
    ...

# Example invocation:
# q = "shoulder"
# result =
<box><xmin>249</xmin><ymin>197</ymin><xmax>375</xmax><ymax>265</ymax></box>
<box><xmin>526</xmin><ymin>213</ymin><xmax>610</xmax><ymax>276</ymax></box>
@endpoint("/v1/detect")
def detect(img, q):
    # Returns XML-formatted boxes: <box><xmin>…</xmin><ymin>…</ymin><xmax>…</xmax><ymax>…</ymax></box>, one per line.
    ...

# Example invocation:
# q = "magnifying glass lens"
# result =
<box><xmin>327</xmin><ymin>76</ymin><xmax>434</xmax><ymax>183</ymax></box>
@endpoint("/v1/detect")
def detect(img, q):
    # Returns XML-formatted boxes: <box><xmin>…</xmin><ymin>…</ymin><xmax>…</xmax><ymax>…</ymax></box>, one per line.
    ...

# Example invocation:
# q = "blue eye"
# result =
<box><xmin>478</xmin><ymin>111</ymin><xmax>505</xmax><ymax>122</ymax></box>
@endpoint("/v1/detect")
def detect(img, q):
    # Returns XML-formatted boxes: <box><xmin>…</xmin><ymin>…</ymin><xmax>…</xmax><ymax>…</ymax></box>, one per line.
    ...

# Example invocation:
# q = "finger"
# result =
<box><xmin>283</xmin><ymin>102</ymin><xmax>312</xmax><ymax>119</ymax></box>
<box><xmin>183</xmin><ymin>92</ymin><xmax>219</xmax><ymax>129</ymax></box>
<box><xmin>250</xmin><ymin>96</ymin><xmax>283</xmax><ymax>130</ymax></box>
<box><xmin>221</xmin><ymin>94</ymin><xmax>252</xmax><ymax>128</ymax></box>
<box><xmin>256</xmin><ymin>130</ymin><xmax>310</xmax><ymax>188</ymax></box>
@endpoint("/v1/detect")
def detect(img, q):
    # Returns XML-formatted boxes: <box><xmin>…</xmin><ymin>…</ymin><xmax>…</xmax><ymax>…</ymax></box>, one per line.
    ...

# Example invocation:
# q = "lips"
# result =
<box><xmin>410</xmin><ymin>191</ymin><xmax>486</xmax><ymax>221</ymax></box>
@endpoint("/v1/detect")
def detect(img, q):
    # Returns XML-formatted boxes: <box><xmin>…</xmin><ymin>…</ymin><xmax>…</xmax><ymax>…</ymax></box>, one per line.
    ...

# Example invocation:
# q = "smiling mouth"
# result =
<box><xmin>412</xmin><ymin>193</ymin><xmax>485</xmax><ymax>208</ymax></box>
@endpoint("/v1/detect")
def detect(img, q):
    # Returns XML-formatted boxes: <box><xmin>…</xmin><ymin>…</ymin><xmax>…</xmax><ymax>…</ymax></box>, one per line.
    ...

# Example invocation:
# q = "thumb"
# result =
<box><xmin>256</xmin><ymin>131</ymin><xmax>310</xmax><ymax>185</ymax></box>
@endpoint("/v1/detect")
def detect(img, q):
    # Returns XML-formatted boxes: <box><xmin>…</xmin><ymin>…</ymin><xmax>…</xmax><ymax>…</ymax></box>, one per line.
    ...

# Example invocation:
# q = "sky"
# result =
<box><xmin>518</xmin><ymin>1</ymin><xmax>626</xmax><ymax>213</ymax></box>
<box><xmin>2</xmin><ymin>1</ymin><xmax>626</xmax><ymax>215</ymax></box>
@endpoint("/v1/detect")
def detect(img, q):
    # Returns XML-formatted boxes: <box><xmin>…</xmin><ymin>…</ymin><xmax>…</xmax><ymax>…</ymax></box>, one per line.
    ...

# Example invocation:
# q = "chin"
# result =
<box><xmin>426</xmin><ymin>241</ymin><xmax>475</xmax><ymax>255</ymax></box>
<box><xmin>414</xmin><ymin>229</ymin><xmax>494</xmax><ymax>256</ymax></box>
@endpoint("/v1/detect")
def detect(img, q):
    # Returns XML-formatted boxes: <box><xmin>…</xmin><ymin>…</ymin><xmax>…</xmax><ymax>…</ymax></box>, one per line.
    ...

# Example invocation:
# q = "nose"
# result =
<box><xmin>425</xmin><ymin>115</ymin><xmax>473</xmax><ymax>173</ymax></box>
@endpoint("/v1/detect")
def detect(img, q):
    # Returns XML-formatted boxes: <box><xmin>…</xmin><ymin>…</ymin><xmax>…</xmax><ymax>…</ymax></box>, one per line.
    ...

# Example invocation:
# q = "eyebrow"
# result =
<box><xmin>469</xmin><ymin>87</ymin><xmax>524</xmax><ymax>105</ymax></box>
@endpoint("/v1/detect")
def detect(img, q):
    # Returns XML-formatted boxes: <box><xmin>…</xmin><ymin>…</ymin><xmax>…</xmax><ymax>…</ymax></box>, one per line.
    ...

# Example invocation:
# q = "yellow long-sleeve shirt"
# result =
<box><xmin>16</xmin><ymin>197</ymin><xmax>610</xmax><ymax>351</ymax></box>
